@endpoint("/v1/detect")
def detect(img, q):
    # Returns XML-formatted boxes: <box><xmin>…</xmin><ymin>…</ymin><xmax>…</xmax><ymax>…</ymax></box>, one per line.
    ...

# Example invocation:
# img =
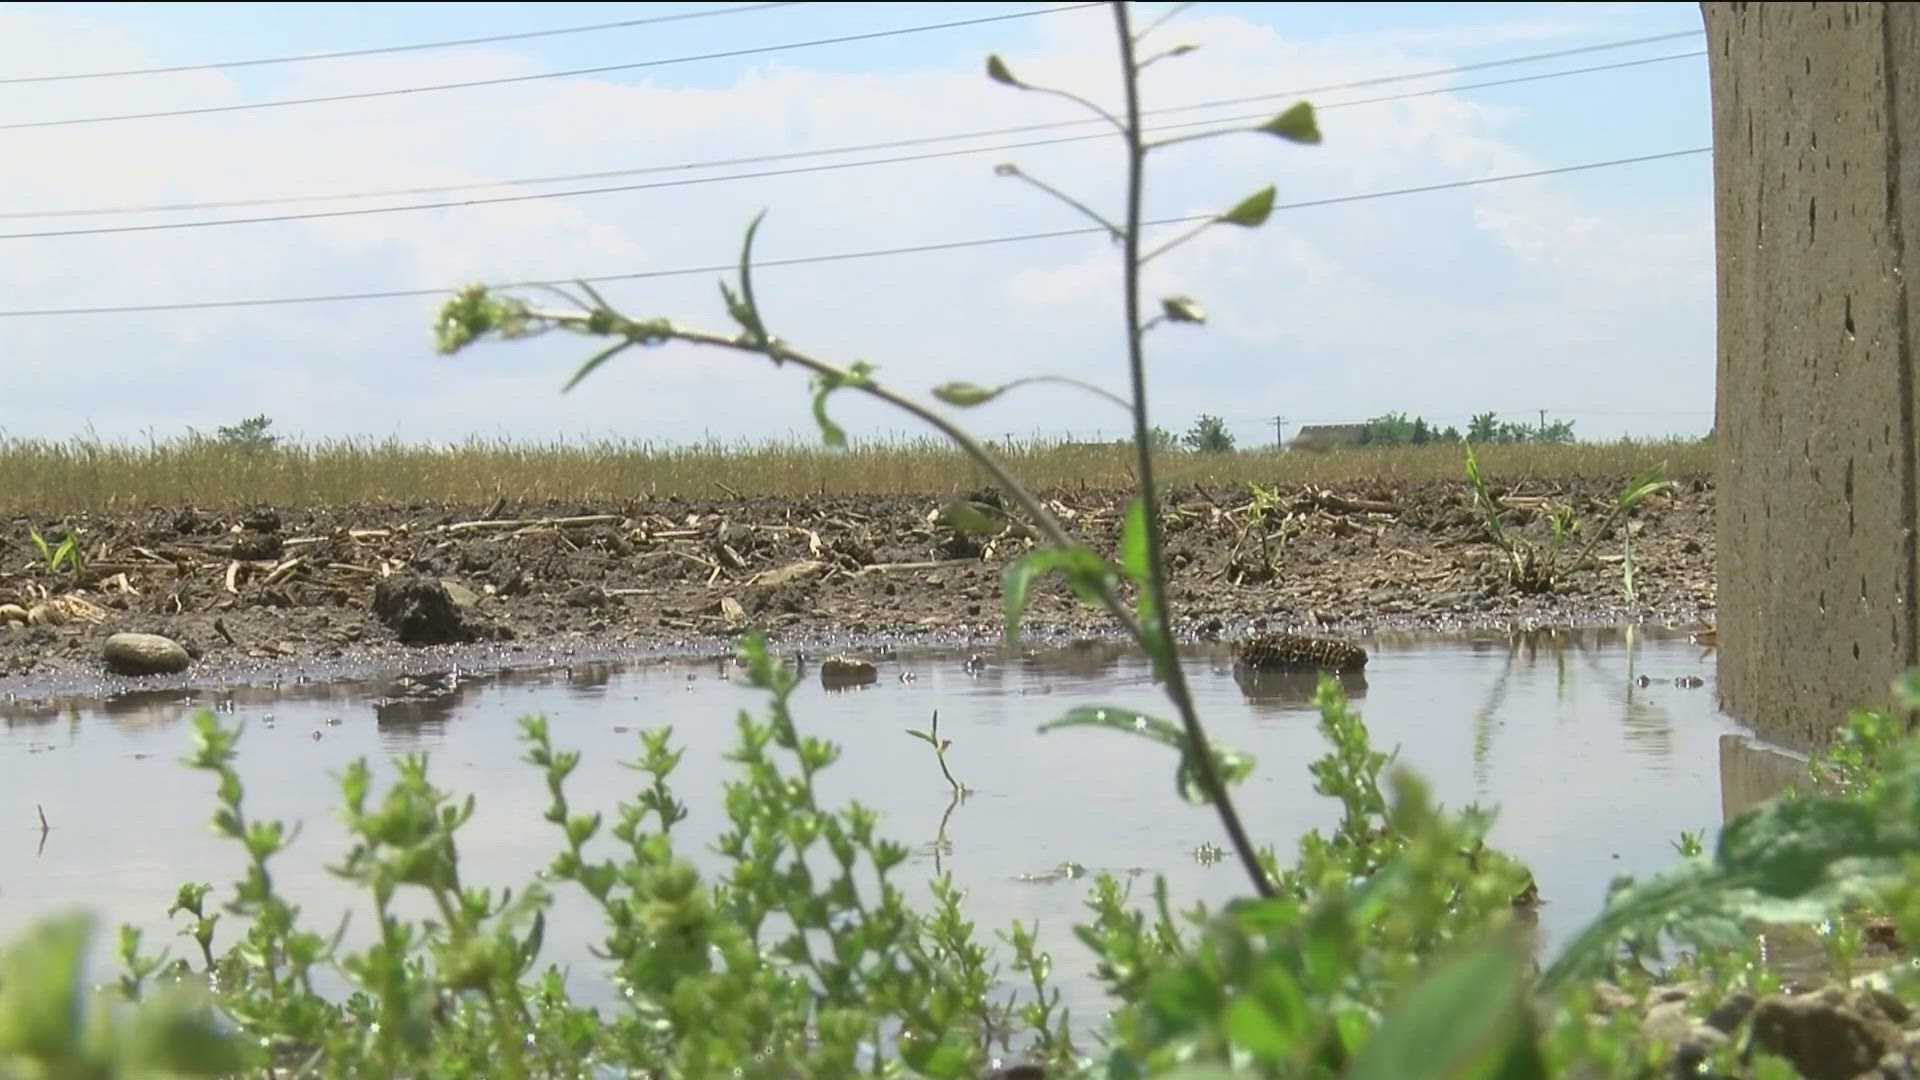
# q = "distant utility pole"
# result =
<box><xmin>1538</xmin><ymin>408</ymin><xmax>1547</xmax><ymax>429</ymax></box>
<box><xmin>1271</xmin><ymin>415</ymin><xmax>1288</xmax><ymax>449</ymax></box>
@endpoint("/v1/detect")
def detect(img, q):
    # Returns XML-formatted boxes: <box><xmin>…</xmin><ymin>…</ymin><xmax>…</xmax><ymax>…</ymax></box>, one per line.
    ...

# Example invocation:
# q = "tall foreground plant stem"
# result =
<box><xmin>1107</xmin><ymin>0</ymin><xmax>1270</xmax><ymax>897</ymax></box>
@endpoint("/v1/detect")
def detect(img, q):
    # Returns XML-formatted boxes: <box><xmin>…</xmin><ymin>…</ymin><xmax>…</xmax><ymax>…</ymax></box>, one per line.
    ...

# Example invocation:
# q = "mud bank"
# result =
<box><xmin>0</xmin><ymin>477</ymin><xmax>1715</xmax><ymax>698</ymax></box>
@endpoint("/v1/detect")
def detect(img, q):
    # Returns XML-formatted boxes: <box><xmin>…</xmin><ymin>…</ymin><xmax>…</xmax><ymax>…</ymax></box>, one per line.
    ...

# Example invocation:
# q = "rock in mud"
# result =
<box><xmin>372</xmin><ymin>576</ymin><xmax>470</xmax><ymax>645</ymax></box>
<box><xmin>562</xmin><ymin>584</ymin><xmax>610</xmax><ymax>609</ymax></box>
<box><xmin>1748</xmin><ymin>987</ymin><xmax>1902</xmax><ymax>1080</ymax></box>
<box><xmin>819</xmin><ymin>656</ymin><xmax>878</xmax><ymax>688</ymax></box>
<box><xmin>103</xmin><ymin>632</ymin><xmax>192</xmax><ymax>676</ymax></box>
<box><xmin>439</xmin><ymin>579</ymin><xmax>482</xmax><ymax>609</ymax></box>
<box><xmin>241</xmin><ymin>507</ymin><xmax>281</xmax><ymax>533</ymax></box>
<box><xmin>753</xmin><ymin>560</ymin><xmax>825</xmax><ymax>589</ymax></box>
<box><xmin>27</xmin><ymin>594</ymin><xmax>110</xmax><ymax>627</ymax></box>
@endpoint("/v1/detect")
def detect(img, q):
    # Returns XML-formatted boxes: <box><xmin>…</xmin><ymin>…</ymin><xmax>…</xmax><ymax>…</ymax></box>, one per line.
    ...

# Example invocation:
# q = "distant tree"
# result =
<box><xmin>1148</xmin><ymin>425</ymin><xmax>1180</xmax><ymax>453</ymax></box>
<box><xmin>1361</xmin><ymin>411</ymin><xmax>1418</xmax><ymax>446</ymax></box>
<box><xmin>202</xmin><ymin>414</ymin><xmax>279</xmax><ymax>453</ymax></box>
<box><xmin>1182</xmin><ymin>414</ymin><xmax>1236</xmax><ymax>453</ymax></box>
<box><xmin>1496</xmin><ymin>420</ymin><xmax>1533</xmax><ymax>445</ymax></box>
<box><xmin>1468</xmin><ymin>411</ymin><xmax>1502</xmax><ymax>443</ymax></box>
<box><xmin>1410</xmin><ymin>417</ymin><xmax>1432</xmax><ymax>445</ymax></box>
<box><xmin>1440</xmin><ymin>425</ymin><xmax>1462</xmax><ymax>442</ymax></box>
<box><xmin>1537</xmin><ymin>419</ymin><xmax>1576</xmax><ymax>445</ymax></box>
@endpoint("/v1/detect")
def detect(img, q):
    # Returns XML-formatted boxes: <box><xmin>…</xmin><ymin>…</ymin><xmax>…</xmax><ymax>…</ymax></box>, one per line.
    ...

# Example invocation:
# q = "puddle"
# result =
<box><xmin>2</xmin><ymin>628</ymin><xmax>1769</xmax><ymax>1019</ymax></box>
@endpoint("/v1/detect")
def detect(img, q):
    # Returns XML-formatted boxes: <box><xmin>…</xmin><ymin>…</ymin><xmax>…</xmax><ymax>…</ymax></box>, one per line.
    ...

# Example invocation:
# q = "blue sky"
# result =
<box><xmin>0</xmin><ymin>2</ymin><xmax>1714</xmax><ymax>449</ymax></box>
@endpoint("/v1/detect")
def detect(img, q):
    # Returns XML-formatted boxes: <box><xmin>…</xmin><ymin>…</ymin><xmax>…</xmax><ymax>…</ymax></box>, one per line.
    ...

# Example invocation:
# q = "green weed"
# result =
<box><xmin>1464</xmin><ymin>440</ymin><xmax>1676</xmax><ymax>594</ymax></box>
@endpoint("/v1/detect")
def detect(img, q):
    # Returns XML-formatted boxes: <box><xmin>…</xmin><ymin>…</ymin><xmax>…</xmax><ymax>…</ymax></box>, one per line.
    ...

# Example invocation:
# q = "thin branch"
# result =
<box><xmin>1140</xmin><ymin>217</ymin><xmax>1216</xmax><ymax>264</ymax></box>
<box><xmin>997</xmin><ymin>165</ymin><xmax>1124</xmax><ymax>242</ymax></box>
<box><xmin>1136</xmin><ymin>42</ymin><xmax>1198</xmax><ymax>72</ymax></box>
<box><xmin>1019</xmin><ymin>83</ymin><xmax>1126</xmax><ymax>136</ymax></box>
<box><xmin>1146</xmin><ymin>124</ymin><xmax>1255</xmax><ymax>153</ymax></box>
<box><xmin>1131</xmin><ymin>1</ymin><xmax>1197</xmax><ymax>43</ymax></box>
<box><xmin>997</xmin><ymin>375</ymin><xmax>1133</xmax><ymax>412</ymax></box>
<box><xmin>1111</xmin><ymin>0</ymin><xmax>1274</xmax><ymax>899</ymax></box>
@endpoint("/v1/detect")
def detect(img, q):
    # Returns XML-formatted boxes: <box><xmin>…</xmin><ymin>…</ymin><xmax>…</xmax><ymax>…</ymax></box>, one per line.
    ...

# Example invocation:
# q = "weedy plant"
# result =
<box><xmin>1463</xmin><ymin>441</ymin><xmax>1676</xmax><ymax>595</ymax></box>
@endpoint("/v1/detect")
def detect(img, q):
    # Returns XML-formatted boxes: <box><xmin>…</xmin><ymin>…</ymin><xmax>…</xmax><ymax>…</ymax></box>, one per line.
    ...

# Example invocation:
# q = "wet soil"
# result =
<box><xmin>0</xmin><ymin>477</ymin><xmax>1715</xmax><ymax>697</ymax></box>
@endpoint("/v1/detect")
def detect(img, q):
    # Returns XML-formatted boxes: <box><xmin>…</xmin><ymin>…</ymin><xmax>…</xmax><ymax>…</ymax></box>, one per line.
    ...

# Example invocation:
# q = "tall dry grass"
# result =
<box><xmin>0</xmin><ymin>434</ymin><xmax>1713</xmax><ymax>514</ymax></box>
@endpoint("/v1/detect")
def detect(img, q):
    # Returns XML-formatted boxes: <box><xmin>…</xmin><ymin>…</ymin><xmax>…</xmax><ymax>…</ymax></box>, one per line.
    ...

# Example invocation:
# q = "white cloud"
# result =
<box><xmin>0</xmin><ymin>4</ymin><xmax>1714</xmax><ymax>446</ymax></box>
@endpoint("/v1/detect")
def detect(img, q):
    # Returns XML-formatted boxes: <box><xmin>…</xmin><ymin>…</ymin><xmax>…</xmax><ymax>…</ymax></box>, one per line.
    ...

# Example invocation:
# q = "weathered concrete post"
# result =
<box><xmin>1705</xmin><ymin>2</ymin><xmax>1918</xmax><ymax>750</ymax></box>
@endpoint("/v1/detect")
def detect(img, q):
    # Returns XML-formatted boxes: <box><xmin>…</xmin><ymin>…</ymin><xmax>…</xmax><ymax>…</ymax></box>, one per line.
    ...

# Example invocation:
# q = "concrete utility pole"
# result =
<box><xmin>1271</xmin><ymin>415</ymin><xmax>1288</xmax><ymax>450</ymax></box>
<box><xmin>1537</xmin><ymin>408</ymin><xmax>1547</xmax><ymax>430</ymax></box>
<box><xmin>1704</xmin><ymin>1</ymin><xmax>1920</xmax><ymax>750</ymax></box>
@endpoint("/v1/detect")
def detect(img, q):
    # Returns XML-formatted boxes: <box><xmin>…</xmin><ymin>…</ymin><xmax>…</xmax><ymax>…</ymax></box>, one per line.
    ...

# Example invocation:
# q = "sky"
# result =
<box><xmin>0</xmin><ymin>1</ymin><xmax>1716</xmax><ymax>450</ymax></box>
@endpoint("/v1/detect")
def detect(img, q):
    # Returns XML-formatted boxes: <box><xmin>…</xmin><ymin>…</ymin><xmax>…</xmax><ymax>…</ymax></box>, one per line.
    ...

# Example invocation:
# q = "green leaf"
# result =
<box><xmin>1176</xmin><ymin>743</ymin><xmax>1257</xmax><ymax>805</ymax></box>
<box><xmin>1616</xmin><ymin>464</ymin><xmax>1675</xmax><ymax>513</ymax></box>
<box><xmin>561</xmin><ymin>338</ymin><xmax>634</xmax><ymax>393</ymax></box>
<box><xmin>1040</xmin><ymin>705</ymin><xmax>1256</xmax><ymax>805</ymax></box>
<box><xmin>1040</xmin><ymin>704</ymin><xmax>1185</xmax><ymax>749</ymax></box>
<box><xmin>985</xmin><ymin>54</ymin><xmax>1020</xmax><ymax>86</ymax></box>
<box><xmin>1161</xmin><ymin>295</ymin><xmax>1206</xmax><ymax>324</ymax></box>
<box><xmin>1218</xmin><ymin>185</ymin><xmax>1276</xmax><ymax>228</ymax></box>
<box><xmin>810</xmin><ymin>377</ymin><xmax>847</xmax><ymax>448</ymax></box>
<box><xmin>1348</xmin><ymin>937</ymin><xmax>1540</xmax><ymax>1080</ymax></box>
<box><xmin>1714</xmin><ymin>792</ymin><xmax>1897</xmax><ymax>898</ymax></box>
<box><xmin>735</xmin><ymin>209</ymin><xmax>773</xmax><ymax>354</ymax></box>
<box><xmin>932</xmin><ymin>381</ymin><xmax>1005</xmax><ymax>407</ymax></box>
<box><xmin>1221</xmin><ymin>967</ymin><xmax>1309</xmax><ymax>1059</ymax></box>
<box><xmin>1001</xmin><ymin>544</ymin><xmax>1115</xmax><ymax>645</ymax></box>
<box><xmin>121</xmin><ymin>989</ymin><xmax>253</xmax><ymax>1076</ymax></box>
<box><xmin>0</xmin><ymin>912</ymin><xmax>88</xmax><ymax>1064</ymax></box>
<box><xmin>1259</xmin><ymin>101</ymin><xmax>1322</xmax><ymax>144</ymax></box>
<box><xmin>1120</xmin><ymin>498</ymin><xmax>1151</xmax><ymax>583</ymax></box>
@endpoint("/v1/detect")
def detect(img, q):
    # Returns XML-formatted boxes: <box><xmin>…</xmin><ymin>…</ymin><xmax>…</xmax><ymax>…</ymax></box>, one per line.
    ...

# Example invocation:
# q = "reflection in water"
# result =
<box><xmin>1230</xmin><ymin>665</ymin><xmax>1367</xmax><ymax>710</ymax></box>
<box><xmin>1719</xmin><ymin>736</ymin><xmax>1814</xmax><ymax>820</ymax></box>
<box><xmin>1019</xmin><ymin>641</ymin><xmax>1129</xmax><ymax>681</ymax></box>
<box><xmin>1</xmin><ymin>629</ymin><xmax>1761</xmax><ymax>1025</ymax></box>
<box><xmin>1570</xmin><ymin>626</ymin><xmax>1678</xmax><ymax>763</ymax></box>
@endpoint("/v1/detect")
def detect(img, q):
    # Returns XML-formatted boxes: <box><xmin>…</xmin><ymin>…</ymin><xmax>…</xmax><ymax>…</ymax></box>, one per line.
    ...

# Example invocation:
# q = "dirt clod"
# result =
<box><xmin>372</xmin><ymin>576</ymin><xmax>470</xmax><ymax>645</ymax></box>
<box><xmin>1748</xmin><ymin>988</ymin><xmax>1901</xmax><ymax>1080</ymax></box>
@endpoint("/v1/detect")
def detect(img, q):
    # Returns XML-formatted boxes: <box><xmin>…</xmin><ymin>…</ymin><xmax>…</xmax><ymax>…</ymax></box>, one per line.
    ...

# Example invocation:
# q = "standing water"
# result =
<box><xmin>2</xmin><ymin>627</ymin><xmax>1784</xmax><ymax>1021</ymax></box>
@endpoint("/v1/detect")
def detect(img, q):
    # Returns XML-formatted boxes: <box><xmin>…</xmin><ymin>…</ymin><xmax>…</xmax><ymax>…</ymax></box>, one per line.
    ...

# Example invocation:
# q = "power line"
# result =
<box><xmin>0</xmin><ymin>146</ymin><xmax>1712</xmax><ymax>319</ymax></box>
<box><xmin>0</xmin><ymin>3</ymin><xmax>1101</xmax><ymax>131</ymax></box>
<box><xmin>0</xmin><ymin>45</ymin><xmax>1706</xmax><ymax>223</ymax></box>
<box><xmin>0</xmin><ymin>3</ymin><xmax>805</xmax><ymax>85</ymax></box>
<box><xmin>0</xmin><ymin>53</ymin><xmax>1709</xmax><ymax>243</ymax></box>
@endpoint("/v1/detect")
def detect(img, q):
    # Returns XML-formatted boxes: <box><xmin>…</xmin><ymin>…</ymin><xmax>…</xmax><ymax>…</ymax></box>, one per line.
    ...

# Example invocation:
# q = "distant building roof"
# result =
<box><xmin>1289</xmin><ymin>423</ymin><xmax>1368</xmax><ymax>450</ymax></box>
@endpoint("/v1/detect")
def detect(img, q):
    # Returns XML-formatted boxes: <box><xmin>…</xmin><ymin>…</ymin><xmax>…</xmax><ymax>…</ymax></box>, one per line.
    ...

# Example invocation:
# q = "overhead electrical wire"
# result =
<box><xmin>0</xmin><ymin>51</ymin><xmax>1708</xmax><ymax>243</ymax></box>
<box><xmin>0</xmin><ymin>2</ymin><xmax>807</xmax><ymax>84</ymax></box>
<box><xmin>1</xmin><ymin>42</ymin><xmax>1706</xmax><ymax>223</ymax></box>
<box><xmin>0</xmin><ymin>3</ymin><xmax>1102</xmax><ymax>131</ymax></box>
<box><xmin>0</xmin><ymin>147</ymin><xmax>1712</xmax><ymax>319</ymax></box>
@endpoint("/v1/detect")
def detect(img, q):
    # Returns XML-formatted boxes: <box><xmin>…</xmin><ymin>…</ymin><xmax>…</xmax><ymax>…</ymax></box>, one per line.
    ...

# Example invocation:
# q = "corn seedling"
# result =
<box><xmin>25</xmin><ymin>521</ymin><xmax>83</xmax><ymax>577</ymax></box>
<box><xmin>1465</xmin><ymin>441</ymin><xmax>1675</xmax><ymax>595</ymax></box>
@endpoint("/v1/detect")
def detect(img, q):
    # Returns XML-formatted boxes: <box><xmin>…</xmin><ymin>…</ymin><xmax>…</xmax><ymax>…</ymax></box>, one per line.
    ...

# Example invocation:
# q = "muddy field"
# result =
<box><xmin>0</xmin><ymin>477</ymin><xmax>1716</xmax><ymax>696</ymax></box>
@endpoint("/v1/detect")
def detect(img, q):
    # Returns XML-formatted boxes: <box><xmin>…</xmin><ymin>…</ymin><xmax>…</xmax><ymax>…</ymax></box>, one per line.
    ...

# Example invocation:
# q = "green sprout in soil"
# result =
<box><xmin>1464</xmin><ymin>440</ymin><xmax>1675</xmax><ymax>595</ymax></box>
